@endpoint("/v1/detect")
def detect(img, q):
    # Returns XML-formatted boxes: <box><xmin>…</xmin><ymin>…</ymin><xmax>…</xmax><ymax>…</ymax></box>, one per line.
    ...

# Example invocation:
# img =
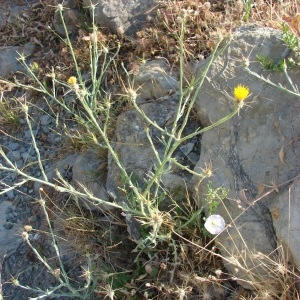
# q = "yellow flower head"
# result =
<box><xmin>234</xmin><ymin>84</ymin><xmax>249</xmax><ymax>102</ymax></box>
<box><xmin>67</xmin><ymin>76</ymin><xmax>77</xmax><ymax>86</ymax></box>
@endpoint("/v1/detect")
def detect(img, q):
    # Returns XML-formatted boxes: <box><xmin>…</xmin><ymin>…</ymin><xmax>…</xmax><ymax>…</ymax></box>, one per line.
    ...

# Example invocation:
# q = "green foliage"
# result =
<box><xmin>205</xmin><ymin>181</ymin><xmax>228</xmax><ymax>215</ymax></box>
<box><xmin>244</xmin><ymin>0</ymin><xmax>254</xmax><ymax>23</ymax></box>
<box><xmin>257</xmin><ymin>54</ymin><xmax>286</xmax><ymax>71</ymax></box>
<box><xmin>0</xmin><ymin>94</ymin><xmax>21</xmax><ymax>128</ymax></box>
<box><xmin>257</xmin><ymin>23</ymin><xmax>300</xmax><ymax>72</ymax></box>
<box><xmin>282</xmin><ymin>23</ymin><xmax>300</xmax><ymax>53</ymax></box>
<box><xmin>0</xmin><ymin>2</ymin><xmax>281</xmax><ymax>299</ymax></box>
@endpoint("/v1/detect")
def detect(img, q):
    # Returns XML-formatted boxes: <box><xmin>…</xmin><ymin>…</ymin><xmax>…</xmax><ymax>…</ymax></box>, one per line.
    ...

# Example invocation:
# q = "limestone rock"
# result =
<box><xmin>192</xmin><ymin>25</ymin><xmax>300</xmax><ymax>289</ymax></box>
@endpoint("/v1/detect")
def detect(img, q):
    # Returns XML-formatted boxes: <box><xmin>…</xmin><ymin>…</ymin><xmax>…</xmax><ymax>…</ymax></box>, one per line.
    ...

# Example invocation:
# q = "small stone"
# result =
<box><xmin>42</xmin><ymin>126</ymin><xmax>50</xmax><ymax>134</ymax></box>
<box><xmin>15</xmin><ymin>160</ymin><xmax>24</xmax><ymax>168</ymax></box>
<box><xmin>3</xmin><ymin>222</ymin><xmax>14</xmax><ymax>230</ymax></box>
<box><xmin>29</xmin><ymin>149</ymin><xmax>36</xmax><ymax>156</ymax></box>
<box><xmin>7</xmin><ymin>142</ymin><xmax>20</xmax><ymax>151</ymax></box>
<box><xmin>21</xmin><ymin>152</ymin><xmax>29</xmax><ymax>160</ymax></box>
<box><xmin>180</xmin><ymin>143</ymin><xmax>194</xmax><ymax>156</ymax></box>
<box><xmin>5</xmin><ymin>206</ymin><xmax>13</xmax><ymax>214</ymax></box>
<box><xmin>24</xmin><ymin>129</ymin><xmax>37</xmax><ymax>139</ymax></box>
<box><xmin>40</xmin><ymin>114</ymin><xmax>51</xmax><ymax>126</ymax></box>
<box><xmin>21</xmin><ymin>152</ymin><xmax>36</xmax><ymax>162</ymax></box>
<box><xmin>11</xmin><ymin>150</ymin><xmax>21</xmax><ymax>160</ymax></box>
<box><xmin>187</xmin><ymin>153</ymin><xmax>200</xmax><ymax>165</ymax></box>
<box><xmin>6</xmin><ymin>190</ymin><xmax>15</xmax><ymax>200</ymax></box>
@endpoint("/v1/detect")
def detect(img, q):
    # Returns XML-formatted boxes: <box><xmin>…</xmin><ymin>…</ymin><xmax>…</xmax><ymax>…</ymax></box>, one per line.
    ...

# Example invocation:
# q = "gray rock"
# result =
<box><xmin>6</xmin><ymin>142</ymin><xmax>20</xmax><ymax>151</ymax></box>
<box><xmin>42</xmin><ymin>126</ymin><xmax>51</xmax><ymax>134</ymax></box>
<box><xmin>3</xmin><ymin>222</ymin><xmax>14</xmax><ymax>230</ymax></box>
<box><xmin>133</xmin><ymin>59</ymin><xmax>179</xmax><ymax>101</ymax></box>
<box><xmin>11</xmin><ymin>150</ymin><xmax>21</xmax><ymax>160</ymax></box>
<box><xmin>180</xmin><ymin>142</ymin><xmax>194</xmax><ymax>156</ymax></box>
<box><xmin>83</xmin><ymin>0</ymin><xmax>159</xmax><ymax>35</ymax></box>
<box><xmin>34</xmin><ymin>153</ymin><xmax>79</xmax><ymax>194</ymax></box>
<box><xmin>40</xmin><ymin>114</ymin><xmax>52</xmax><ymax>126</ymax></box>
<box><xmin>24</xmin><ymin>129</ymin><xmax>37</xmax><ymax>140</ymax></box>
<box><xmin>72</xmin><ymin>150</ymin><xmax>111</xmax><ymax>211</ymax></box>
<box><xmin>0</xmin><ymin>42</ymin><xmax>35</xmax><ymax>78</ymax></box>
<box><xmin>0</xmin><ymin>0</ymin><xmax>35</xmax><ymax>27</ymax></box>
<box><xmin>270</xmin><ymin>177</ymin><xmax>300</xmax><ymax>268</ymax></box>
<box><xmin>53</xmin><ymin>0</ymin><xmax>81</xmax><ymax>37</ymax></box>
<box><xmin>5</xmin><ymin>190</ymin><xmax>15</xmax><ymax>201</ymax></box>
<box><xmin>5</xmin><ymin>207</ymin><xmax>13</xmax><ymax>215</ymax></box>
<box><xmin>0</xmin><ymin>201</ymin><xmax>20</xmax><ymax>256</ymax></box>
<box><xmin>192</xmin><ymin>25</ymin><xmax>300</xmax><ymax>289</ymax></box>
<box><xmin>29</xmin><ymin>149</ymin><xmax>36</xmax><ymax>156</ymax></box>
<box><xmin>15</xmin><ymin>159</ymin><xmax>24</xmax><ymax>169</ymax></box>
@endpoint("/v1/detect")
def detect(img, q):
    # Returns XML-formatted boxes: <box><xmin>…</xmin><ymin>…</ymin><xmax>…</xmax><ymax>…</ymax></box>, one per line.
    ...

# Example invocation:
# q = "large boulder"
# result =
<box><xmin>192</xmin><ymin>25</ymin><xmax>300</xmax><ymax>289</ymax></box>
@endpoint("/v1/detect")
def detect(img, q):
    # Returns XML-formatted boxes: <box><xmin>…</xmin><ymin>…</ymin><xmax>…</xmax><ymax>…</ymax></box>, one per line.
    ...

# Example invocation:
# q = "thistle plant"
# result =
<box><xmin>0</xmin><ymin>2</ymin><xmax>252</xmax><ymax>299</ymax></box>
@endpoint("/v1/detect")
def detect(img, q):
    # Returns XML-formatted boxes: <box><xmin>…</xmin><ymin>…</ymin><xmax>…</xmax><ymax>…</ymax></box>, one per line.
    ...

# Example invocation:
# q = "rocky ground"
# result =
<box><xmin>0</xmin><ymin>2</ymin><xmax>80</xmax><ymax>298</ymax></box>
<box><xmin>1</xmin><ymin>1</ymin><xmax>300</xmax><ymax>300</ymax></box>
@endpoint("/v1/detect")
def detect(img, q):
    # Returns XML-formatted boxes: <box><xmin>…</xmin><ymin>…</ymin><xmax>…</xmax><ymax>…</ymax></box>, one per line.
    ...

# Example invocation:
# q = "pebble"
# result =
<box><xmin>5</xmin><ymin>206</ymin><xmax>13</xmax><ymax>214</ymax></box>
<box><xmin>40</xmin><ymin>114</ymin><xmax>52</xmax><ymax>126</ymax></box>
<box><xmin>21</xmin><ymin>152</ymin><xmax>36</xmax><ymax>162</ymax></box>
<box><xmin>42</xmin><ymin>126</ymin><xmax>50</xmax><ymax>134</ymax></box>
<box><xmin>11</xmin><ymin>150</ymin><xmax>21</xmax><ymax>160</ymax></box>
<box><xmin>6</xmin><ymin>190</ymin><xmax>15</xmax><ymax>200</ymax></box>
<box><xmin>7</xmin><ymin>142</ymin><xmax>20</xmax><ymax>151</ymax></box>
<box><xmin>188</xmin><ymin>152</ymin><xmax>200</xmax><ymax>165</ymax></box>
<box><xmin>180</xmin><ymin>142</ymin><xmax>194</xmax><ymax>156</ymax></box>
<box><xmin>24</xmin><ymin>129</ymin><xmax>38</xmax><ymax>140</ymax></box>
<box><xmin>29</xmin><ymin>149</ymin><xmax>36</xmax><ymax>156</ymax></box>
<box><xmin>3</xmin><ymin>222</ymin><xmax>14</xmax><ymax>230</ymax></box>
<box><xmin>15</xmin><ymin>160</ymin><xmax>24</xmax><ymax>168</ymax></box>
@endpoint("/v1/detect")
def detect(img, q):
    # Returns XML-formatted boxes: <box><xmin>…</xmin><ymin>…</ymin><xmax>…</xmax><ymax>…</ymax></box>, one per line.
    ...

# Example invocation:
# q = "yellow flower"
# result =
<box><xmin>67</xmin><ymin>76</ymin><xmax>77</xmax><ymax>86</ymax></box>
<box><xmin>234</xmin><ymin>84</ymin><xmax>249</xmax><ymax>102</ymax></box>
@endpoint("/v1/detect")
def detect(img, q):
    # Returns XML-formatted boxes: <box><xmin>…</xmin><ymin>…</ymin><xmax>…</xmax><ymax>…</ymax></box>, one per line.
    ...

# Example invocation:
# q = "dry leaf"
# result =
<box><xmin>290</xmin><ymin>14</ymin><xmax>300</xmax><ymax>36</ymax></box>
<box><xmin>279</xmin><ymin>146</ymin><xmax>285</xmax><ymax>164</ymax></box>
<box><xmin>271</xmin><ymin>206</ymin><xmax>280</xmax><ymax>221</ymax></box>
<box><xmin>283</xmin><ymin>14</ymin><xmax>300</xmax><ymax>36</ymax></box>
<box><xmin>258</xmin><ymin>183</ymin><xmax>265</xmax><ymax>195</ymax></box>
